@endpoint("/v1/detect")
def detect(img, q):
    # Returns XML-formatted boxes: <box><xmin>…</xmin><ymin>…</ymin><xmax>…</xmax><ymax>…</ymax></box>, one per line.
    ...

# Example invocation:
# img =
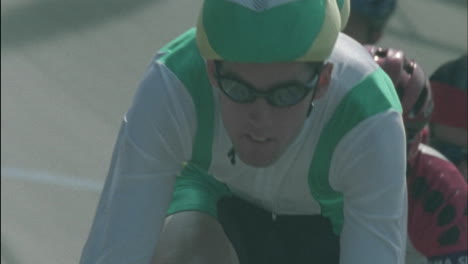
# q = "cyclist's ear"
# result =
<box><xmin>205</xmin><ymin>60</ymin><xmax>218</xmax><ymax>88</ymax></box>
<box><xmin>314</xmin><ymin>63</ymin><xmax>334</xmax><ymax>99</ymax></box>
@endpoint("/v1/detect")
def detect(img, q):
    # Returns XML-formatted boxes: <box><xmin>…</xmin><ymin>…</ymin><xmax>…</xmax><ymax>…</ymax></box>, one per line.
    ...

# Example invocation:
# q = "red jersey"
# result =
<box><xmin>407</xmin><ymin>144</ymin><xmax>467</xmax><ymax>263</ymax></box>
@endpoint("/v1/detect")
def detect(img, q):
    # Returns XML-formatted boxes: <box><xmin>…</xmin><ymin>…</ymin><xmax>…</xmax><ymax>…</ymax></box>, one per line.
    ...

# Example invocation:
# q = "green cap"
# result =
<box><xmin>196</xmin><ymin>0</ymin><xmax>350</xmax><ymax>62</ymax></box>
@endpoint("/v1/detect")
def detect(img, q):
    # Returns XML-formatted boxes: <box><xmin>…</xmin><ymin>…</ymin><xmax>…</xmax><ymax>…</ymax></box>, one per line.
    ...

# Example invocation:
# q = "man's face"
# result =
<box><xmin>209</xmin><ymin>61</ymin><xmax>325</xmax><ymax>167</ymax></box>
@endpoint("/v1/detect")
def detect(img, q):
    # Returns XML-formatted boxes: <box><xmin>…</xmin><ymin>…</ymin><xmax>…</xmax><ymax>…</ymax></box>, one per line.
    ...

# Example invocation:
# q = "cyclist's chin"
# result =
<box><xmin>235</xmin><ymin>141</ymin><xmax>283</xmax><ymax>168</ymax></box>
<box><xmin>239</xmin><ymin>154</ymin><xmax>278</xmax><ymax>167</ymax></box>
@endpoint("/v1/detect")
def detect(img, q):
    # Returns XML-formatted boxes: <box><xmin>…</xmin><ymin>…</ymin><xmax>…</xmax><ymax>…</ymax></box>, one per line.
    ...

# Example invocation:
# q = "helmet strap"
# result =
<box><xmin>306</xmin><ymin>73</ymin><xmax>321</xmax><ymax>118</ymax></box>
<box><xmin>307</xmin><ymin>102</ymin><xmax>315</xmax><ymax>117</ymax></box>
<box><xmin>227</xmin><ymin>146</ymin><xmax>236</xmax><ymax>165</ymax></box>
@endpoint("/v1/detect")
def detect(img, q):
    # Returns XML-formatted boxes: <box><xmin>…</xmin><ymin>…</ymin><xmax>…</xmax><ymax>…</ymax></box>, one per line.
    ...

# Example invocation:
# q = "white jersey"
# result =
<box><xmin>81</xmin><ymin>30</ymin><xmax>407</xmax><ymax>264</ymax></box>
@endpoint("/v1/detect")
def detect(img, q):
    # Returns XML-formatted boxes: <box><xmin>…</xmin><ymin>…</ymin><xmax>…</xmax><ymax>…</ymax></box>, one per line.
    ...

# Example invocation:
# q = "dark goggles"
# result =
<box><xmin>432</xmin><ymin>141</ymin><xmax>468</xmax><ymax>166</ymax></box>
<box><xmin>215</xmin><ymin>61</ymin><xmax>322</xmax><ymax>107</ymax></box>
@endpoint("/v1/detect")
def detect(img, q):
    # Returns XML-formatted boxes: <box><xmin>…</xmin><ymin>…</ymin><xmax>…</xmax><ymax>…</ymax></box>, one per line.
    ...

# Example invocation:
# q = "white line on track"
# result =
<box><xmin>1</xmin><ymin>167</ymin><xmax>103</xmax><ymax>192</ymax></box>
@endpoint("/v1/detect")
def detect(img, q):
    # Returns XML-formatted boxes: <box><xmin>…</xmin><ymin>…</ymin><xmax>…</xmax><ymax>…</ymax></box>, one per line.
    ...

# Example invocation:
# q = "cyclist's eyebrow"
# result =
<box><xmin>216</xmin><ymin>62</ymin><xmax>249</xmax><ymax>81</ymax></box>
<box><xmin>223</xmin><ymin>71</ymin><xmax>309</xmax><ymax>88</ymax></box>
<box><xmin>217</xmin><ymin>63</ymin><xmax>312</xmax><ymax>86</ymax></box>
<box><xmin>306</xmin><ymin>62</ymin><xmax>323</xmax><ymax>71</ymax></box>
<box><xmin>217</xmin><ymin>67</ymin><xmax>245</xmax><ymax>80</ymax></box>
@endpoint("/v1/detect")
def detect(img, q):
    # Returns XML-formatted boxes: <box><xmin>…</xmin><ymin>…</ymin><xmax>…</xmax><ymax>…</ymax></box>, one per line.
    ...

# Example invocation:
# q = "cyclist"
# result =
<box><xmin>429</xmin><ymin>55</ymin><xmax>468</xmax><ymax>180</ymax></box>
<box><xmin>343</xmin><ymin>0</ymin><xmax>397</xmax><ymax>44</ymax></box>
<box><xmin>346</xmin><ymin>0</ymin><xmax>434</xmax><ymax>146</ymax></box>
<box><xmin>81</xmin><ymin>1</ymin><xmax>408</xmax><ymax>263</ymax></box>
<box><xmin>367</xmin><ymin>46</ymin><xmax>468</xmax><ymax>264</ymax></box>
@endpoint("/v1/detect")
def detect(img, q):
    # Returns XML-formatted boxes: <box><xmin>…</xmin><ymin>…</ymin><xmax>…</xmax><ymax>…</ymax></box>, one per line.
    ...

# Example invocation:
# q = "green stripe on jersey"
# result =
<box><xmin>157</xmin><ymin>29</ymin><xmax>233</xmax><ymax>216</ymax></box>
<box><xmin>336</xmin><ymin>0</ymin><xmax>344</xmax><ymax>9</ymax></box>
<box><xmin>158</xmin><ymin>28</ymin><xmax>214</xmax><ymax>170</ymax></box>
<box><xmin>308</xmin><ymin>67</ymin><xmax>402</xmax><ymax>234</ymax></box>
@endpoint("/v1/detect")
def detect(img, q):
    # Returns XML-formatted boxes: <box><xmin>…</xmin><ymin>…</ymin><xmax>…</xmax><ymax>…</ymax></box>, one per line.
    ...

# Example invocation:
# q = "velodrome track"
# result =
<box><xmin>1</xmin><ymin>0</ymin><xmax>466</xmax><ymax>263</ymax></box>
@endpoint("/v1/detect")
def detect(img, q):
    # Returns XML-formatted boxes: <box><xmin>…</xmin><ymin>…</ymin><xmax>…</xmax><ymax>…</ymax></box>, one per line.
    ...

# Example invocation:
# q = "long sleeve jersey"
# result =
<box><xmin>81</xmin><ymin>29</ymin><xmax>408</xmax><ymax>264</ymax></box>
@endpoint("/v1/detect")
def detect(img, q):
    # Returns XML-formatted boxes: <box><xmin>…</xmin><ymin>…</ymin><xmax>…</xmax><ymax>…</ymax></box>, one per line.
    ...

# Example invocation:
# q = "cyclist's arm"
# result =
<box><xmin>80</xmin><ymin>58</ymin><xmax>195</xmax><ymax>264</ymax></box>
<box><xmin>330</xmin><ymin>111</ymin><xmax>407</xmax><ymax>264</ymax></box>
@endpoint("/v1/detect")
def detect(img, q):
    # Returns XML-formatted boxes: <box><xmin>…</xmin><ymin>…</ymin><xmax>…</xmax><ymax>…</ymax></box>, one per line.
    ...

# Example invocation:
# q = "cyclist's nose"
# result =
<box><xmin>247</xmin><ymin>98</ymin><xmax>273</xmax><ymax>127</ymax></box>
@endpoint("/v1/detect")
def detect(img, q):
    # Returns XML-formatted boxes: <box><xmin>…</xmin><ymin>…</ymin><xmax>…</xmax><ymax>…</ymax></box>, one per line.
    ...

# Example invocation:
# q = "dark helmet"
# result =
<box><xmin>365</xmin><ymin>45</ymin><xmax>434</xmax><ymax>156</ymax></box>
<box><xmin>351</xmin><ymin>0</ymin><xmax>397</xmax><ymax>21</ymax></box>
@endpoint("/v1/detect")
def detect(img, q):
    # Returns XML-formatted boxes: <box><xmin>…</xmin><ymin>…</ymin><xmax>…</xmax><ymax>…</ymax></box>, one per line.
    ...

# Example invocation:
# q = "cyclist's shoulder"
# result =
<box><xmin>418</xmin><ymin>144</ymin><xmax>449</xmax><ymax>161</ymax></box>
<box><xmin>407</xmin><ymin>144</ymin><xmax>466</xmax><ymax>218</ymax></box>
<box><xmin>153</xmin><ymin>28</ymin><xmax>205</xmax><ymax>76</ymax></box>
<box><xmin>407</xmin><ymin>145</ymin><xmax>467</xmax><ymax>260</ymax></box>
<box><xmin>157</xmin><ymin>28</ymin><xmax>198</xmax><ymax>62</ymax></box>
<box><xmin>410</xmin><ymin>144</ymin><xmax>464</xmax><ymax>183</ymax></box>
<box><xmin>329</xmin><ymin>33</ymin><xmax>379</xmax><ymax>75</ymax></box>
<box><xmin>143</xmin><ymin>28</ymin><xmax>210</xmax><ymax>95</ymax></box>
<box><xmin>328</xmin><ymin>34</ymin><xmax>391</xmax><ymax>97</ymax></box>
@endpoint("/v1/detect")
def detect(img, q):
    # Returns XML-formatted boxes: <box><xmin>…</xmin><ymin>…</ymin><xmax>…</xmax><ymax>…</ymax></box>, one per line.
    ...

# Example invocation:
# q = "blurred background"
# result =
<box><xmin>1</xmin><ymin>0</ymin><xmax>466</xmax><ymax>263</ymax></box>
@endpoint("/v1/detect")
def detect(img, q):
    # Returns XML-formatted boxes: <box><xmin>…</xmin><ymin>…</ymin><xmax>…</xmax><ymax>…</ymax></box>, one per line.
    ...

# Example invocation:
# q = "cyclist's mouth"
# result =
<box><xmin>247</xmin><ymin>133</ymin><xmax>271</xmax><ymax>143</ymax></box>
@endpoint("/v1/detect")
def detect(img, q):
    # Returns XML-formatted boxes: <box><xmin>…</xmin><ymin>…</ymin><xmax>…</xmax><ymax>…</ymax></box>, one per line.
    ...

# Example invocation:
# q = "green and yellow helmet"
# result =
<box><xmin>196</xmin><ymin>0</ymin><xmax>350</xmax><ymax>62</ymax></box>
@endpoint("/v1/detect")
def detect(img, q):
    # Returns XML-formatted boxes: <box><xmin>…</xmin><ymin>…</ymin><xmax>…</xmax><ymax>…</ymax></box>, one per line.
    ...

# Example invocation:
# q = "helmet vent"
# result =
<box><xmin>403</xmin><ymin>61</ymin><xmax>414</xmax><ymax>74</ymax></box>
<box><xmin>375</xmin><ymin>48</ymin><xmax>388</xmax><ymax>57</ymax></box>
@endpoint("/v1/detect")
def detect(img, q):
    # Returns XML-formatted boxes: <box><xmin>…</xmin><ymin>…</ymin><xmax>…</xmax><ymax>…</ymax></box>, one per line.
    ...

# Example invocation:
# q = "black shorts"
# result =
<box><xmin>217</xmin><ymin>196</ymin><xmax>340</xmax><ymax>264</ymax></box>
